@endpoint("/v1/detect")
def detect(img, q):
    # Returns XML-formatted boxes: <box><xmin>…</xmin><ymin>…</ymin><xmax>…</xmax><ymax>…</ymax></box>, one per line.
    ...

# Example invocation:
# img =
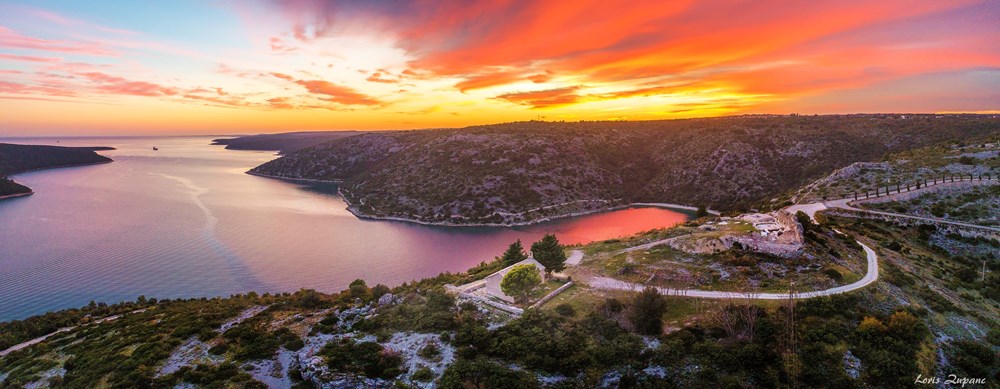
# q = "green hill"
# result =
<box><xmin>249</xmin><ymin>114</ymin><xmax>1000</xmax><ymax>225</ymax></box>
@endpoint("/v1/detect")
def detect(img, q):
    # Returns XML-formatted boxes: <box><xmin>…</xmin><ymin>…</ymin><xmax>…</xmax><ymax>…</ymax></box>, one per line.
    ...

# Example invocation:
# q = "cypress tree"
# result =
<box><xmin>500</xmin><ymin>239</ymin><xmax>528</xmax><ymax>266</ymax></box>
<box><xmin>531</xmin><ymin>234</ymin><xmax>567</xmax><ymax>273</ymax></box>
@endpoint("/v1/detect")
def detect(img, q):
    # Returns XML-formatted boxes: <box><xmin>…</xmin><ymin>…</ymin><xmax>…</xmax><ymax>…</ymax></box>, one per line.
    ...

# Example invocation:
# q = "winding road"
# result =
<box><xmin>588</xmin><ymin>233</ymin><xmax>879</xmax><ymax>300</ymax></box>
<box><xmin>789</xmin><ymin>179</ymin><xmax>999</xmax><ymax>233</ymax></box>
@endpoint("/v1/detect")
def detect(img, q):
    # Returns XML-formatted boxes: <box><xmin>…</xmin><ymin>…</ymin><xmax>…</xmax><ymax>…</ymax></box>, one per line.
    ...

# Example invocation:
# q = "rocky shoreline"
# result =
<box><xmin>1</xmin><ymin>160</ymin><xmax>113</xmax><ymax>200</ymax></box>
<box><xmin>0</xmin><ymin>191</ymin><xmax>33</xmax><ymax>201</ymax></box>
<box><xmin>246</xmin><ymin>169</ymin><xmax>711</xmax><ymax>227</ymax></box>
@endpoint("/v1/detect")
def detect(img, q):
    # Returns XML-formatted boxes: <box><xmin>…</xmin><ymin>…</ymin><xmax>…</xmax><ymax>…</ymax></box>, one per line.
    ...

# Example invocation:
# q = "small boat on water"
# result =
<box><xmin>153</xmin><ymin>147</ymin><xmax>158</xmax><ymax>151</ymax></box>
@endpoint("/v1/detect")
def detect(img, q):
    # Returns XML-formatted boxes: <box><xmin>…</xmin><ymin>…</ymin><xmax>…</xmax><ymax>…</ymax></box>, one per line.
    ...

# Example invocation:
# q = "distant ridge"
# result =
<box><xmin>212</xmin><ymin>131</ymin><xmax>367</xmax><ymax>154</ymax></box>
<box><xmin>249</xmin><ymin>114</ymin><xmax>1000</xmax><ymax>225</ymax></box>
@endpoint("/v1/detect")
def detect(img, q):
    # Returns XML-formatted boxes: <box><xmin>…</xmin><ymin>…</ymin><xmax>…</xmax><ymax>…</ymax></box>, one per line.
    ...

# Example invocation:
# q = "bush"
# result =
<box><xmin>603</xmin><ymin>298</ymin><xmax>625</xmax><ymax>314</ymax></box>
<box><xmin>418</xmin><ymin>342</ymin><xmax>441</xmax><ymax>360</ymax></box>
<box><xmin>412</xmin><ymin>365</ymin><xmax>435</xmax><ymax>382</ymax></box>
<box><xmin>320</xmin><ymin>339</ymin><xmax>404</xmax><ymax>380</ymax></box>
<box><xmin>948</xmin><ymin>340</ymin><xmax>996</xmax><ymax>378</ymax></box>
<box><xmin>371</xmin><ymin>284</ymin><xmax>391</xmax><ymax>299</ymax></box>
<box><xmin>554</xmin><ymin>303</ymin><xmax>576</xmax><ymax>317</ymax></box>
<box><xmin>823</xmin><ymin>268</ymin><xmax>843</xmax><ymax>282</ymax></box>
<box><xmin>349</xmin><ymin>279</ymin><xmax>369</xmax><ymax>299</ymax></box>
<box><xmin>629</xmin><ymin>288</ymin><xmax>668</xmax><ymax>335</ymax></box>
<box><xmin>437</xmin><ymin>358</ymin><xmax>538</xmax><ymax>389</ymax></box>
<box><xmin>223</xmin><ymin>319</ymin><xmax>280</xmax><ymax>361</ymax></box>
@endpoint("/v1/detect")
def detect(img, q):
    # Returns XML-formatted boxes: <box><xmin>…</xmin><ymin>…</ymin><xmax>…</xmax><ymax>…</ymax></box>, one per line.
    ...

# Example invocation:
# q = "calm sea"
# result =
<box><xmin>0</xmin><ymin>136</ymin><xmax>690</xmax><ymax>321</ymax></box>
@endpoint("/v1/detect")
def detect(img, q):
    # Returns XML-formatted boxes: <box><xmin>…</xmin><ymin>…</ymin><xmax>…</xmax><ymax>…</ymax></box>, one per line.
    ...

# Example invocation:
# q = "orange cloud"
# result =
<box><xmin>454</xmin><ymin>71</ymin><xmax>523</xmax><ymax>92</ymax></box>
<box><xmin>271</xmin><ymin>0</ymin><xmax>994</xmax><ymax>105</ymax></box>
<box><xmin>495</xmin><ymin>86</ymin><xmax>582</xmax><ymax>109</ymax></box>
<box><xmin>365</xmin><ymin>72</ymin><xmax>397</xmax><ymax>84</ymax></box>
<box><xmin>270</xmin><ymin>73</ymin><xmax>380</xmax><ymax>106</ymax></box>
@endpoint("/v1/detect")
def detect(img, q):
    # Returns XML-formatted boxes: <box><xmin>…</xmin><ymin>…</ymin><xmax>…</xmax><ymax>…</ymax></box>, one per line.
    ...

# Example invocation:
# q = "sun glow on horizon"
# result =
<box><xmin>1</xmin><ymin>0</ymin><xmax>998</xmax><ymax>135</ymax></box>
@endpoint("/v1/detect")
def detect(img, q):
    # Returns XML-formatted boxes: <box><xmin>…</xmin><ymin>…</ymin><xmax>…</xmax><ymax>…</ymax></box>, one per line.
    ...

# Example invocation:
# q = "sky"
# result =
<box><xmin>0</xmin><ymin>0</ymin><xmax>998</xmax><ymax>135</ymax></box>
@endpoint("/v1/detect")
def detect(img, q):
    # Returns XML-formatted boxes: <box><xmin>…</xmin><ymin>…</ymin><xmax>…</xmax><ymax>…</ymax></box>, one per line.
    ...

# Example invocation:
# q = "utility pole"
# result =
<box><xmin>983</xmin><ymin>260</ymin><xmax>989</xmax><ymax>283</ymax></box>
<box><xmin>786</xmin><ymin>281</ymin><xmax>798</xmax><ymax>389</ymax></box>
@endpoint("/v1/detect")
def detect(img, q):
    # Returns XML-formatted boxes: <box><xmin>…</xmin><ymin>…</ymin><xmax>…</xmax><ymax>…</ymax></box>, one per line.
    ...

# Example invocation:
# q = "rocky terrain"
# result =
<box><xmin>0</xmin><ymin>143</ymin><xmax>113</xmax><ymax>197</ymax></box>
<box><xmin>250</xmin><ymin>115</ymin><xmax>1000</xmax><ymax>225</ymax></box>
<box><xmin>2</xmin><ymin>190</ymin><xmax>998</xmax><ymax>387</ymax></box>
<box><xmin>790</xmin><ymin>135</ymin><xmax>1000</xmax><ymax>203</ymax></box>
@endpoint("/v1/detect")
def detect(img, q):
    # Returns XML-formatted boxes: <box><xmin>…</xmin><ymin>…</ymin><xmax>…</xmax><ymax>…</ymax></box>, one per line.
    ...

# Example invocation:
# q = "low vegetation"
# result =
<box><xmin>4</xmin><ymin>136</ymin><xmax>1000</xmax><ymax>386</ymax></box>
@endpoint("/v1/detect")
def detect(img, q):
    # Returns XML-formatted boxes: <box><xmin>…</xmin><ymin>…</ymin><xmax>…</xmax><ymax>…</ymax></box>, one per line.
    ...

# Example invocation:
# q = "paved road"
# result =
<box><xmin>566</xmin><ymin>250</ymin><xmax>585</xmax><ymax>265</ymax></box>
<box><xmin>824</xmin><ymin>199</ymin><xmax>1000</xmax><ymax>233</ymax></box>
<box><xmin>791</xmin><ymin>179</ymin><xmax>999</xmax><ymax>232</ymax></box>
<box><xmin>589</xmin><ymin>235</ymin><xmax>878</xmax><ymax>300</ymax></box>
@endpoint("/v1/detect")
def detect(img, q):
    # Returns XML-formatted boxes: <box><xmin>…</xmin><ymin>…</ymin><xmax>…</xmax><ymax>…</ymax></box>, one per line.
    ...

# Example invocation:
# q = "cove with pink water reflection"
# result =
<box><xmin>0</xmin><ymin>136</ymin><xmax>690</xmax><ymax>321</ymax></box>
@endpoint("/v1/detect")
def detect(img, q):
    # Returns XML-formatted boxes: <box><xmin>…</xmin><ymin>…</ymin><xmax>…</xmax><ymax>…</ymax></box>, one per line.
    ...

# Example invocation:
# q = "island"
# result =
<box><xmin>248</xmin><ymin>114</ymin><xmax>1000</xmax><ymax>226</ymax></box>
<box><xmin>0</xmin><ymin>143</ymin><xmax>114</xmax><ymax>199</ymax></box>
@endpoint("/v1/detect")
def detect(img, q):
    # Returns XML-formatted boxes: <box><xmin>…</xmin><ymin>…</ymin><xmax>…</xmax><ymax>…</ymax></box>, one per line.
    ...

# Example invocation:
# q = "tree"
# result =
<box><xmin>531</xmin><ymin>234</ymin><xmax>567</xmax><ymax>273</ymax></box>
<box><xmin>696</xmin><ymin>205</ymin><xmax>709</xmax><ymax>218</ymax></box>
<box><xmin>501</xmin><ymin>264</ymin><xmax>542</xmax><ymax>304</ymax></box>
<box><xmin>501</xmin><ymin>239</ymin><xmax>528</xmax><ymax>266</ymax></box>
<box><xmin>629</xmin><ymin>287</ymin><xmax>668</xmax><ymax>335</ymax></box>
<box><xmin>795</xmin><ymin>211</ymin><xmax>814</xmax><ymax>232</ymax></box>
<box><xmin>349</xmin><ymin>279</ymin><xmax>369</xmax><ymax>299</ymax></box>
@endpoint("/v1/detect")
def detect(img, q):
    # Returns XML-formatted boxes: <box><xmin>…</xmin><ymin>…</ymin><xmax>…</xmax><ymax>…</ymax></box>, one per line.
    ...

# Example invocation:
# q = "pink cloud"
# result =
<box><xmin>77</xmin><ymin>71</ymin><xmax>178</xmax><ymax>96</ymax></box>
<box><xmin>0</xmin><ymin>26</ymin><xmax>117</xmax><ymax>56</ymax></box>
<box><xmin>0</xmin><ymin>53</ymin><xmax>62</xmax><ymax>62</ymax></box>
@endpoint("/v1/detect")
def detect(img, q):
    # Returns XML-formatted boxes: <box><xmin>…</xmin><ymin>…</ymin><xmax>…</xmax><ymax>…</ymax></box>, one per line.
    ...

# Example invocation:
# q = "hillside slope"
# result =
<box><xmin>250</xmin><ymin>115</ymin><xmax>1000</xmax><ymax>225</ymax></box>
<box><xmin>0</xmin><ymin>143</ymin><xmax>113</xmax><ymax>197</ymax></box>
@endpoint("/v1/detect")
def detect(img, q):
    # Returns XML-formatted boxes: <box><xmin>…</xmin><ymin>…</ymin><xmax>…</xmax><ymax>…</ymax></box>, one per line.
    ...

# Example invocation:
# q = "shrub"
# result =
<box><xmin>437</xmin><ymin>358</ymin><xmax>538</xmax><ymax>389</ymax></box>
<box><xmin>320</xmin><ymin>339</ymin><xmax>404</xmax><ymax>380</ymax></box>
<box><xmin>418</xmin><ymin>342</ymin><xmax>441</xmax><ymax>360</ymax></box>
<box><xmin>554</xmin><ymin>303</ymin><xmax>576</xmax><ymax>317</ymax></box>
<box><xmin>349</xmin><ymin>279</ymin><xmax>369</xmax><ymax>299</ymax></box>
<box><xmin>412</xmin><ymin>365</ymin><xmax>435</xmax><ymax>382</ymax></box>
<box><xmin>629</xmin><ymin>287</ymin><xmax>668</xmax><ymax>335</ymax></box>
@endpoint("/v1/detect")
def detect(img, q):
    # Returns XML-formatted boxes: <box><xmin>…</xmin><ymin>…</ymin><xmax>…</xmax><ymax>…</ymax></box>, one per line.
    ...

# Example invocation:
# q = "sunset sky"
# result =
<box><xmin>1</xmin><ymin>0</ymin><xmax>999</xmax><ymax>135</ymax></box>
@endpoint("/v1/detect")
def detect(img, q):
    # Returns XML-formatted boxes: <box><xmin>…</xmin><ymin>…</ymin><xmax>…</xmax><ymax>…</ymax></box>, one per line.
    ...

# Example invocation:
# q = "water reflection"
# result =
<box><xmin>0</xmin><ymin>136</ymin><xmax>690</xmax><ymax>320</ymax></box>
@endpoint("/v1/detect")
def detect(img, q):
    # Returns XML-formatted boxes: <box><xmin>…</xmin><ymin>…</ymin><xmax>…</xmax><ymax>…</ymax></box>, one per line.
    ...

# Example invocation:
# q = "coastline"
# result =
<box><xmin>1</xmin><ymin>160</ymin><xmax>113</xmax><ymax>201</ymax></box>
<box><xmin>0</xmin><ymin>191</ymin><xmax>33</xmax><ymax>201</ymax></box>
<box><xmin>5</xmin><ymin>160</ymin><xmax>113</xmax><ymax>176</ymax></box>
<box><xmin>247</xmin><ymin>170</ymin><xmax>715</xmax><ymax>227</ymax></box>
<box><xmin>340</xmin><ymin>190</ymin><xmax>708</xmax><ymax>228</ymax></box>
<box><xmin>245</xmin><ymin>170</ymin><xmax>344</xmax><ymax>183</ymax></box>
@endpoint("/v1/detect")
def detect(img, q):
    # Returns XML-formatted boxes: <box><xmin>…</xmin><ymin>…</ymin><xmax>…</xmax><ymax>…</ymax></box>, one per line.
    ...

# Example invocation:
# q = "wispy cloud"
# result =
<box><xmin>0</xmin><ymin>26</ymin><xmax>117</xmax><ymax>56</ymax></box>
